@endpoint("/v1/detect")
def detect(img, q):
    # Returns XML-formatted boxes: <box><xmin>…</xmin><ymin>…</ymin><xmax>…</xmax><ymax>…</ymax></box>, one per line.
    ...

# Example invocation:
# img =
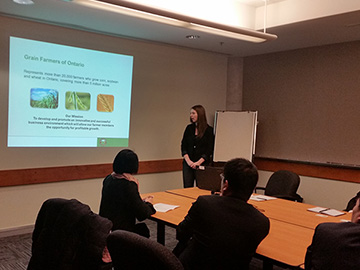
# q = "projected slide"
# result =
<box><xmin>8</xmin><ymin>36</ymin><xmax>133</xmax><ymax>147</ymax></box>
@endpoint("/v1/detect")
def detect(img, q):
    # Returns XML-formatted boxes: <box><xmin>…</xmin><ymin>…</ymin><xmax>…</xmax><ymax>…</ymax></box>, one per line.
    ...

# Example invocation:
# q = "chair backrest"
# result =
<box><xmin>345</xmin><ymin>191</ymin><xmax>360</xmax><ymax>211</ymax></box>
<box><xmin>107</xmin><ymin>230</ymin><xmax>184</xmax><ymax>270</ymax></box>
<box><xmin>265</xmin><ymin>170</ymin><xmax>303</xmax><ymax>202</ymax></box>
<box><xmin>195</xmin><ymin>166</ymin><xmax>223</xmax><ymax>192</ymax></box>
<box><xmin>27</xmin><ymin>198</ymin><xmax>112</xmax><ymax>270</ymax></box>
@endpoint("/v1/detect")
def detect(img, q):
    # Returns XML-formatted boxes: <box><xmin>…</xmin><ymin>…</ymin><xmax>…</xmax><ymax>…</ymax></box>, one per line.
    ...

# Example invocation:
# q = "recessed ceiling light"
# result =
<box><xmin>186</xmin><ymin>35</ymin><xmax>200</xmax><ymax>40</ymax></box>
<box><xmin>13</xmin><ymin>0</ymin><xmax>34</xmax><ymax>4</ymax></box>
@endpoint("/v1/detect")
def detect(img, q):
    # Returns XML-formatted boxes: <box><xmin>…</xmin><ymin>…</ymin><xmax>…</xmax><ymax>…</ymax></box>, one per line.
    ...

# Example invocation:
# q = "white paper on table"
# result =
<box><xmin>250</xmin><ymin>195</ymin><xmax>265</xmax><ymax>201</ymax></box>
<box><xmin>307</xmin><ymin>207</ymin><xmax>328</xmax><ymax>213</ymax></box>
<box><xmin>250</xmin><ymin>195</ymin><xmax>277</xmax><ymax>201</ymax></box>
<box><xmin>340</xmin><ymin>219</ymin><xmax>351</xmax><ymax>222</ymax></box>
<box><xmin>322</xmin><ymin>209</ymin><xmax>345</xmax><ymax>217</ymax></box>
<box><xmin>154</xmin><ymin>203</ymin><xmax>179</xmax><ymax>213</ymax></box>
<box><xmin>308</xmin><ymin>207</ymin><xmax>345</xmax><ymax>217</ymax></box>
<box><xmin>315</xmin><ymin>214</ymin><xmax>328</xmax><ymax>218</ymax></box>
<box><xmin>257</xmin><ymin>195</ymin><xmax>277</xmax><ymax>200</ymax></box>
<box><xmin>250</xmin><ymin>195</ymin><xmax>264</xmax><ymax>202</ymax></box>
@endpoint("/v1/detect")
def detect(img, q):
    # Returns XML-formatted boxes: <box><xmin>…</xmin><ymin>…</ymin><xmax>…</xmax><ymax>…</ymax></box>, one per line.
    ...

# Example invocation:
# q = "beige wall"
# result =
<box><xmin>0</xmin><ymin>15</ymin><xmax>227</xmax><ymax>231</ymax></box>
<box><xmin>0</xmin><ymin>16</ymin><xmax>227</xmax><ymax>170</ymax></box>
<box><xmin>242</xmin><ymin>41</ymin><xmax>360</xmax><ymax>165</ymax></box>
<box><xmin>257</xmin><ymin>171</ymin><xmax>359</xmax><ymax>210</ymax></box>
<box><xmin>0</xmin><ymin>172</ymin><xmax>183</xmax><ymax>231</ymax></box>
<box><xmin>243</xmin><ymin>42</ymin><xmax>360</xmax><ymax>210</ymax></box>
<box><xmin>1</xmin><ymin>15</ymin><xmax>359</xmax><ymax>233</ymax></box>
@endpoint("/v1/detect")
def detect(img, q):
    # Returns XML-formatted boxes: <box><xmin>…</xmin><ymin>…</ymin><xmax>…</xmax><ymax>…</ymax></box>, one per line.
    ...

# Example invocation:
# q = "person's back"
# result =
<box><xmin>100</xmin><ymin>175</ymin><xmax>149</xmax><ymax>231</ymax></box>
<box><xmin>177</xmin><ymin>195</ymin><xmax>269</xmax><ymax>269</ymax></box>
<box><xmin>28</xmin><ymin>198</ymin><xmax>112</xmax><ymax>270</ymax></box>
<box><xmin>305</xmin><ymin>222</ymin><xmax>360</xmax><ymax>270</ymax></box>
<box><xmin>174</xmin><ymin>158</ymin><xmax>270</xmax><ymax>270</ymax></box>
<box><xmin>99</xmin><ymin>149</ymin><xmax>155</xmax><ymax>236</ymax></box>
<box><xmin>305</xmin><ymin>195</ymin><xmax>360</xmax><ymax>270</ymax></box>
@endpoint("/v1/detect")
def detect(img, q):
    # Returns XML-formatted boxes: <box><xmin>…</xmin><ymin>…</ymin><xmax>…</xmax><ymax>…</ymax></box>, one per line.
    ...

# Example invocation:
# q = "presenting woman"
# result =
<box><xmin>99</xmin><ymin>149</ymin><xmax>155</xmax><ymax>237</ymax></box>
<box><xmin>181</xmin><ymin>105</ymin><xmax>214</xmax><ymax>188</ymax></box>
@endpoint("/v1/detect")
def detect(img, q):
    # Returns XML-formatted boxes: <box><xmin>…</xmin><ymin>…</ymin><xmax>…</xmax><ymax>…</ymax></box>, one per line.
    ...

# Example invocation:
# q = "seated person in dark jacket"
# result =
<box><xmin>99</xmin><ymin>149</ymin><xmax>156</xmax><ymax>237</ymax></box>
<box><xmin>305</xmin><ymin>194</ymin><xmax>360</xmax><ymax>270</ymax></box>
<box><xmin>174</xmin><ymin>158</ymin><xmax>270</xmax><ymax>270</ymax></box>
<box><xmin>28</xmin><ymin>198</ymin><xmax>112</xmax><ymax>270</ymax></box>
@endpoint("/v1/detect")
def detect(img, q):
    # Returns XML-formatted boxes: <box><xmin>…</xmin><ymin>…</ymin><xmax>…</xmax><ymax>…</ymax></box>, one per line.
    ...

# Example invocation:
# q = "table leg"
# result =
<box><xmin>157</xmin><ymin>221</ymin><xmax>166</xmax><ymax>245</ymax></box>
<box><xmin>263</xmin><ymin>258</ymin><xmax>273</xmax><ymax>270</ymax></box>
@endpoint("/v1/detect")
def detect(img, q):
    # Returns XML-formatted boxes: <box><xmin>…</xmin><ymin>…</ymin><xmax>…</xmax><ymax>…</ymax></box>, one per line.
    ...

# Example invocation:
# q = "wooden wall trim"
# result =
<box><xmin>1</xmin><ymin>157</ymin><xmax>359</xmax><ymax>188</ymax></box>
<box><xmin>253</xmin><ymin>157</ymin><xmax>360</xmax><ymax>184</ymax></box>
<box><xmin>0</xmin><ymin>159</ymin><xmax>183</xmax><ymax>187</ymax></box>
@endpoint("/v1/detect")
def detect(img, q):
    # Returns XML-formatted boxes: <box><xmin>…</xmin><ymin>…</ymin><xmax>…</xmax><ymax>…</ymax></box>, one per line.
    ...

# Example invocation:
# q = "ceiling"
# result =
<box><xmin>1</xmin><ymin>0</ymin><xmax>360</xmax><ymax>56</ymax></box>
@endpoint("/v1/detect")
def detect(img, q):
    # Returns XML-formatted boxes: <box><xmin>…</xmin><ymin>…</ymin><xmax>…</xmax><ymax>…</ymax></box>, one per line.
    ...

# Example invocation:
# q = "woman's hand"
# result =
<box><xmin>184</xmin><ymin>155</ymin><xmax>205</xmax><ymax>169</ymax></box>
<box><xmin>143</xmin><ymin>195</ymin><xmax>154</xmax><ymax>204</ymax></box>
<box><xmin>184</xmin><ymin>154</ymin><xmax>195</xmax><ymax>168</ymax></box>
<box><xmin>191</xmin><ymin>158</ymin><xmax>205</xmax><ymax>169</ymax></box>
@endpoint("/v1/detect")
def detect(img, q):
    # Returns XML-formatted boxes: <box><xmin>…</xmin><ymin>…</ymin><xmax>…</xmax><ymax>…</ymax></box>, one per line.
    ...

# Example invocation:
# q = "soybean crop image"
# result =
<box><xmin>30</xmin><ymin>88</ymin><xmax>59</xmax><ymax>109</ymax></box>
<box><xmin>65</xmin><ymin>91</ymin><xmax>90</xmax><ymax>111</ymax></box>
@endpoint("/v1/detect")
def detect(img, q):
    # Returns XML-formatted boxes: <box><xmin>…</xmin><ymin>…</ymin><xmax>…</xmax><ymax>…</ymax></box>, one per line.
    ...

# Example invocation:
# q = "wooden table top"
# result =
<box><xmin>142</xmin><ymin>191</ymin><xmax>194</xmax><ymax>226</ymax></box>
<box><xmin>144</xmin><ymin>188</ymin><xmax>352</xmax><ymax>268</ymax></box>
<box><xmin>250</xmin><ymin>198</ymin><xmax>351</xmax><ymax>229</ymax></box>
<box><xmin>166</xmin><ymin>187</ymin><xmax>352</xmax><ymax>229</ymax></box>
<box><xmin>165</xmin><ymin>187</ymin><xmax>212</xmax><ymax>199</ymax></box>
<box><xmin>257</xmin><ymin>219</ymin><xmax>313</xmax><ymax>267</ymax></box>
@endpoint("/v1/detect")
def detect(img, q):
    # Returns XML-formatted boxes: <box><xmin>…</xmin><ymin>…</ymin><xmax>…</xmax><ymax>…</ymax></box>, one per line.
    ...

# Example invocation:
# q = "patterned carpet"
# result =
<box><xmin>0</xmin><ymin>220</ymin><xmax>286</xmax><ymax>270</ymax></box>
<box><xmin>0</xmin><ymin>233</ymin><xmax>32</xmax><ymax>270</ymax></box>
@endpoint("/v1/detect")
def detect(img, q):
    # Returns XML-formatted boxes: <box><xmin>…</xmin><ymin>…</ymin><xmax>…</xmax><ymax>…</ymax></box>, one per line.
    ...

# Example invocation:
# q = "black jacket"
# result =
<box><xmin>175</xmin><ymin>195</ymin><xmax>270</xmax><ymax>270</ymax></box>
<box><xmin>181</xmin><ymin>123</ymin><xmax>214</xmax><ymax>165</ymax></box>
<box><xmin>99</xmin><ymin>175</ymin><xmax>155</xmax><ymax>232</ymax></box>
<box><xmin>28</xmin><ymin>198</ymin><xmax>112</xmax><ymax>270</ymax></box>
<box><xmin>305</xmin><ymin>222</ymin><xmax>360</xmax><ymax>270</ymax></box>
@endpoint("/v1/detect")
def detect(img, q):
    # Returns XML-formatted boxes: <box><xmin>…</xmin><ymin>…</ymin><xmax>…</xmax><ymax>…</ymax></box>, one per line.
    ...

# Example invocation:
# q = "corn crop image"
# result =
<box><xmin>30</xmin><ymin>88</ymin><xmax>59</xmax><ymax>109</ymax></box>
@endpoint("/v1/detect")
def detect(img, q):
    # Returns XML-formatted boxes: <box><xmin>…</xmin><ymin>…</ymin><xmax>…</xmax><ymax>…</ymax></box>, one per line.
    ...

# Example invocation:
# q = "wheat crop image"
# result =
<box><xmin>97</xmin><ymin>94</ymin><xmax>114</xmax><ymax>112</ymax></box>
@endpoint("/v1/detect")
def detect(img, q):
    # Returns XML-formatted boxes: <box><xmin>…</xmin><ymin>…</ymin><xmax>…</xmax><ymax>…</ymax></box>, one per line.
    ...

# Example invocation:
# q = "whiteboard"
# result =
<box><xmin>213</xmin><ymin>111</ymin><xmax>257</xmax><ymax>162</ymax></box>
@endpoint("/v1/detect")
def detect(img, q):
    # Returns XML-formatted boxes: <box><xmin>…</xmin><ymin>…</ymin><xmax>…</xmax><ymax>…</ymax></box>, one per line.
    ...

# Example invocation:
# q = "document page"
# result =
<box><xmin>154</xmin><ymin>203</ymin><xmax>179</xmax><ymax>213</ymax></box>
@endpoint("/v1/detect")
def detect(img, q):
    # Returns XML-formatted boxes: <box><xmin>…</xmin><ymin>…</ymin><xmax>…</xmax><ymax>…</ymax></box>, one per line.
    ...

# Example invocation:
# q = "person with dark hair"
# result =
<box><xmin>305</xmin><ymin>195</ymin><xmax>360</xmax><ymax>270</ymax></box>
<box><xmin>174</xmin><ymin>158</ymin><xmax>270</xmax><ymax>270</ymax></box>
<box><xmin>181</xmin><ymin>105</ymin><xmax>214</xmax><ymax>187</ymax></box>
<box><xmin>99</xmin><ymin>149</ymin><xmax>155</xmax><ymax>237</ymax></box>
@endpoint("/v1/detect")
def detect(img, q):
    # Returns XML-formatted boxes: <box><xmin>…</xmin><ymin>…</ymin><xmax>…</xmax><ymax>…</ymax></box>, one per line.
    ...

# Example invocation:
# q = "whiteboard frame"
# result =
<box><xmin>213</xmin><ymin>111</ymin><xmax>258</xmax><ymax>162</ymax></box>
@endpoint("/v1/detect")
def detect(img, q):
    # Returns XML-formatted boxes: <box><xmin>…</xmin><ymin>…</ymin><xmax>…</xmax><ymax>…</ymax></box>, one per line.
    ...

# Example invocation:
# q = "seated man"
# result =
<box><xmin>174</xmin><ymin>158</ymin><xmax>270</xmax><ymax>270</ymax></box>
<box><xmin>305</xmin><ymin>195</ymin><xmax>360</xmax><ymax>269</ymax></box>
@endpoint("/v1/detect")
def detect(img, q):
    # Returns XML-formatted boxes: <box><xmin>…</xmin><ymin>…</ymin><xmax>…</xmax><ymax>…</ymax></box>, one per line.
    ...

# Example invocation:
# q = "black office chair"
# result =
<box><xmin>344</xmin><ymin>191</ymin><xmax>360</xmax><ymax>211</ymax></box>
<box><xmin>195</xmin><ymin>166</ymin><xmax>224</xmax><ymax>192</ymax></box>
<box><xmin>255</xmin><ymin>170</ymin><xmax>303</xmax><ymax>202</ymax></box>
<box><xmin>27</xmin><ymin>198</ymin><xmax>113</xmax><ymax>270</ymax></box>
<box><xmin>107</xmin><ymin>230</ymin><xmax>184</xmax><ymax>270</ymax></box>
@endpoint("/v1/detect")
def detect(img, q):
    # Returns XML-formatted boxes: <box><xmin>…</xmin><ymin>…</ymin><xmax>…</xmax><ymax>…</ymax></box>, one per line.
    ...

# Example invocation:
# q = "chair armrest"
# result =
<box><xmin>254</xmin><ymin>186</ymin><xmax>265</xmax><ymax>194</ymax></box>
<box><xmin>274</xmin><ymin>194</ymin><xmax>303</xmax><ymax>203</ymax></box>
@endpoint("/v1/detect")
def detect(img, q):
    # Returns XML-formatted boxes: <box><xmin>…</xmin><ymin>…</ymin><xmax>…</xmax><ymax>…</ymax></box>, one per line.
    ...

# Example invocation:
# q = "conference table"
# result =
<box><xmin>142</xmin><ymin>187</ymin><xmax>351</xmax><ymax>269</ymax></box>
<box><xmin>166</xmin><ymin>187</ymin><xmax>352</xmax><ymax>229</ymax></box>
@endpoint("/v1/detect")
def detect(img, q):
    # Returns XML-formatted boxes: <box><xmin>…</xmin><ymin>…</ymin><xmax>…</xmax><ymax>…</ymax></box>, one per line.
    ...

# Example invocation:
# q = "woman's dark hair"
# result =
<box><xmin>113</xmin><ymin>149</ymin><xmax>139</xmax><ymax>174</ymax></box>
<box><xmin>191</xmin><ymin>105</ymin><xmax>208</xmax><ymax>138</ymax></box>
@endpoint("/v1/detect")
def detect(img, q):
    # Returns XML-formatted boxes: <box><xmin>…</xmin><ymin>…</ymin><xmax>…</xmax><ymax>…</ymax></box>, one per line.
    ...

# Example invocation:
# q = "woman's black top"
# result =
<box><xmin>181</xmin><ymin>123</ymin><xmax>214</xmax><ymax>165</ymax></box>
<box><xmin>99</xmin><ymin>175</ymin><xmax>155</xmax><ymax>231</ymax></box>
